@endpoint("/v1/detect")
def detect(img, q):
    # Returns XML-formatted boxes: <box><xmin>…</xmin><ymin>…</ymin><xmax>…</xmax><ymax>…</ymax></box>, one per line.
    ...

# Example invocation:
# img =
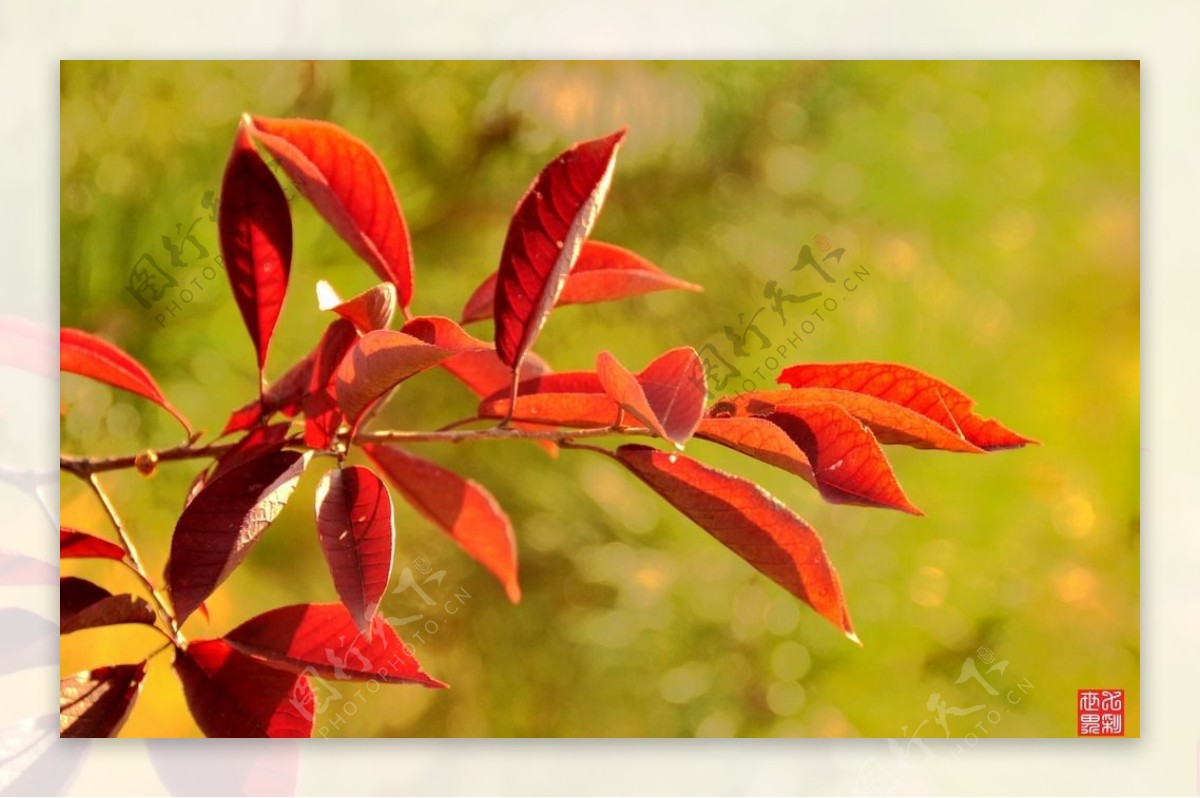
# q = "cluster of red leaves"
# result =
<box><xmin>59</xmin><ymin>116</ymin><xmax>1031</xmax><ymax>738</ymax></box>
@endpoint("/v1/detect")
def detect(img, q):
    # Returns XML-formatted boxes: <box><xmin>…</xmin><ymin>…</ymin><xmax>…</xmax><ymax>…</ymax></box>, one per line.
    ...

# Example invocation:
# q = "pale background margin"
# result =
<box><xmin>1</xmin><ymin>0</ymin><xmax>1190</xmax><ymax>794</ymax></box>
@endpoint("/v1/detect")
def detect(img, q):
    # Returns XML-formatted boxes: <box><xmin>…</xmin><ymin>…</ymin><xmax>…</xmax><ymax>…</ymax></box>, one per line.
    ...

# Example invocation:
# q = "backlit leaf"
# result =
<box><xmin>316</xmin><ymin>280</ymin><xmax>397</xmax><ymax>333</ymax></box>
<box><xmin>363</xmin><ymin>444</ymin><xmax>520</xmax><ymax>603</ymax></box>
<box><xmin>60</xmin><ymin>527</ymin><xmax>125</xmax><ymax>562</ymax></box>
<box><xmin>695</xmin><ymin>416</ymin><xmax>815</xmax><ymax>484</ymax></box>
<box><xmin>60</xmin><ymin>328</ymin><xmax>191</xmax><ymax>432</ymax></box>
<box><xmin>249</xmin><ymin>116</ymin><xmax>414</xmax><ymax>311</ymax></box>
<box><xmin>461</xmin><ymin>241</ymin><xmax>701</xmax><ymax>323</ymax></box>
<box><xmin>301</xmin><ymin>319</ymin><xmax>358</xmax><ymax>449</ymax></box>
<box><xmin>777</xmin><ymin>362</ymin><xmax>1034</xmax><ymax>450</ymax></box>
<box><xmin>493</xmin><ymin>129</ymin><xmax>627</xmax><ymax>371</ymax></box>
<box><xmin>314</xmin><ymin>466</ymin><xmax>394</xmax><ymax>634</ymax></box>
<box><xmin>724</xmin><ymin>387</ymin><xmax>984</xmax><ymax>453</ymax></box>
<box><xmin>168</xmin><ymin>451</ymin><xmax>312</xmax><ymax>622</ymax></box>
<box><xmin>334</xmin><ymin>330</ymin><xmax>455</xmax><ymax>433</ymax></box>
<box><xmin>615</xmin><ymin>445</ymin><xmax>855</xmax><ymax>640</ymax></box>
<box><xmin>60</xmin><ymin>663</ymin><xmax>146</xmax><ymax>738</ymax></box>
<box><xmin>174</xmin><ymin>639</ymin><xmax>314</xmax><ymax>738</ymax></box>
<box><xmin>223</xmin><ymin>603</ymin><xmax>444</xmax><ymax>687</ymax></box>
<box><xmin>218</xmin><ymin>120</ymin><xmax>293</xmax><ymax>377</ymax></box>
<box><xmin>768</xmin><ymin>405</ymin><xmax>921</xmax><ymax>514</ymax></box>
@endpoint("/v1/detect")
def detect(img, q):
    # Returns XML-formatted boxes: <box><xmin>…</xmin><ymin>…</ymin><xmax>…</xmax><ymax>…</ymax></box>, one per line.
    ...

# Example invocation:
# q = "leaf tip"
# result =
<box><xmin>845</xmin><ymin>629</ymin><xmax>863</xmax><ymax>647</ymax></box>
<box><xmin>505</xmin><ymin>580</ymin><xmax>522</xmax><ymax>604</ymax></box>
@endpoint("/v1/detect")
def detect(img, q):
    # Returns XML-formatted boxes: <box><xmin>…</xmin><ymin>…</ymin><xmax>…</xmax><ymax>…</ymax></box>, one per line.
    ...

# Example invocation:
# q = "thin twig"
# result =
<box><xmin>84</xmin><ymin>474</ymin><xmax>184</xmax><ymax>644</ymax></box>
<box><xmin>60</xmin><ymin>423</ymin><xmax>658</xmax><ymax>476</ymax></box>
<box><xmin>61</xmin><ymin>441</ymin><xmax>235</xmax><ymax>478</ymax></box>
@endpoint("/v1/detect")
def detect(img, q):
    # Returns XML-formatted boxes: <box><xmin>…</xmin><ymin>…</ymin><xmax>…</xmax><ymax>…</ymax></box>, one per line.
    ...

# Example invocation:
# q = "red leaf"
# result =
<box><xmin>60</xmin><ymin>663</ymin><xmax>146</xmax><ymax>738</ymax></box>
<box><xmin>221</xmin><ymin>321</ymin><xmax>352</xmax><ymax>437</ymax></box>
<box><xmin>174</xmin><ymin>639</ymin><xmax>314</xmax><ymax>738</ymax></box>
<box><xmin>314</xmin><ymin>466</ymin><xmax>394</xmax><ymax>634</ymax></box>
<box><xmin>301</xmin><ymin>319</ymin><xmax>359</xmax><ymax>449</ymax></box>
<box><xmin>596</xmin><ymin>347</ymin><xmax>706</xmax><ymax>448</ymax></box>
<box><xmin>478</xmin><ymin>391</ymin><xmax>620</xmax><ymax>428</ymax></box>
<box><xmin>443</xmin><ymin>349</ymin><xmax>559</xmax><ymax>457</ymax></box>
<box><xmin>614</xmin><ymin>445</ymin><xmax>855</xmax><ymax>640</ymax></box>
<box><xmin>210</xmin><ymin>423</ymin><xmax>293</xmax><ymax>485</ymax></box>
<box><xmin>168</xmin><ymin>451</ymin><xmax>312</xmax><ymax>623</ymax></box>
<box><xmin>695</xmin><ymin>417</ymin><xmax>815</xmax><ymax>484</ymax></box>
<box><xmin>189</xmin><ymin>422</ymin><xmax>294</xmax><ymax>509</ymax></box>
<box><xmin>777</xmin><ymin>362</ymin><xmax>1035</xmax><ymax>451</ymax></box>
<box><xmin>493</xmin><ymin>129</ymin><xmax>627</xmax><ymax>370</ymax></box>
<box><xmin>443</xmin><ymin>348</ymin><xmax>552</xmax><ymax>400</ymax></box>
<box><xmin>218</xmin><ymin>120</ymin><xmax>293</xmax><ymax>376</ymax></box>
<box><xmin>461</xmin><ymin>241</ymin><xmax>701</xmax><ymax>324</ymax></box>
<box><xmin>363</xmin><ymin>444</ymin><xmax>520</xmax><ymax>602</ymax></box>
<box><xmin>60</xmin><ymin>577</ymin><xmax>157</xmax><ymax>634</ymax></box>
<box><xmin>60</xmin><ymin>527</ymin><xmax>125</xmax><ymax>562</ymax></box>
<box><xmin>317</xmin><ymin>280</ymin><xmax>397</xmax><ymax>333</ymax></box>
<box><xmin>334</xmin><ymin>330</ymin><xmax>455</xmax><ymax>433</ymax></box>
<box><xmin>768</xmin><ymin>405</ymin><xmax>921</xmax><ymax>515</ymax></box>
<box><xmin>60</xmin><ymin>328</ymin><xmax>191</xmax><ymax>432</ymax></box>
<box><xmin>400</xmin><ymin>316</ymin><xmax>490</xmax><ymax>353</ymax></box>
<box><xmin>248</xmin><ymin>116</ymin><xmax>414</xmax><ymax>311</ymax></box>
<box><xmin>223</xmin><ymin>603</ymin><xmax>444</xmax><ymax>688</ymax></box>
<box><xmin>725</xmin><ymin>388</ymin><xmax>985</xmax><ymax>453</ymax></box>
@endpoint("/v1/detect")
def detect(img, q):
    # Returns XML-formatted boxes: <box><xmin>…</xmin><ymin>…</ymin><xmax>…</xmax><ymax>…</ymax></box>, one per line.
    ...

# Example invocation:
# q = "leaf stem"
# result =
<box><xmin>83</xmin><ymin>474</ymin><xmax>184</xmax><ymax>645</ymax></box>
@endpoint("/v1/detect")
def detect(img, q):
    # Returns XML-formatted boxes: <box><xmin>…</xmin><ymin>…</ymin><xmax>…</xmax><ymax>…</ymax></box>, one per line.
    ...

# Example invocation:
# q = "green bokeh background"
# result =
<box><xmin>59</xmin><ymin>61</ymin><xmax>1139</xmax><ymax>738</ymax></box>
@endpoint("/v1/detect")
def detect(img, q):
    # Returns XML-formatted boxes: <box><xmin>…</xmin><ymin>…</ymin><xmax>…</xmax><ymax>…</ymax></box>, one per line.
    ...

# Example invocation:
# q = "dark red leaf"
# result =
<box><xmin>461</xmin><ymin>241</ymin><xmax>701</xmax><ymax>323</ymax></box>
<box><xmin>60</xmin><ymin>527</ymin><xmax>125</xmax><ymax>562</ymax></box>
<box><xmin>768</xmin><ymin>404</ymin><xmax>921</xmax><ymax>515</ymax></box>
<box><xmin>777</xmin><ymin>362</ymin><xmax>1035</xmax><ymax>451</ymax></box>
<box><xmin>614</xmin><ymin>445</ymin><xmax>856</xmax><ymax>640</ymax></box>
<box><xmin>493</xmin><ymin>129</ymin><xmax>627</xmax><ymax>371</ymax></box>
<box><xmin>317</xmin><ymin>280</ymin><xmax>396</xmax><ymax>333</ymax></box>
<box><xmin>334</xmin><ymin>330</ymin><xmax>455</xmax><ymax>433</ymax></box>
<box><xmin>301</xmin><ymin>319</ymin><xmax>358</xmax><ymax>449</ymax></box>
<box><xmin>60</xmin><ymin>663</ymin><xmax>146</xmax><ymax>738</ymax></box>
<box><xmin>60</xmin><ymin>328</ymin><xmax>191</xmax><ymax>432</ymax></box>
<box><xmin>174</xmin><ymin>639</ymin><xmax>314</xmax><ymax>738</ymax></box>
<box><xmin>363</xmin><ymin>444</ymin><xmax>520</xmax><ymax>603</ymax></box>
<box><xmin>314</xmin><ymin>466</ymin><xmax>394</xmax><ymax>634</ymax></box>
<box><xmin>60</xmin><ymin>577</ymin><xmax>156</xmax><ymax>635</ymax></box>
<box><xmin>249</xmin><ymin>116</ymin><xmax>414</xmax><ymax>311</ymax></box>
<box><xmin>400</xmin><ymin>316</ymin><xmax>490</xmax><ymax>352</ymax></box>
<box><xmin>189</xmin><ymin>422</ymin><xmax>295</xmax><ymax>509</ymax></box>
<box><xmin>210</xmin><ymin>423</ymin><xmax>293</xmax><ymax>485</ymax></box>
<box><xmin>478</xmin><ymin>391</ymin><xmax>620</xmax><ymax>428</ymax></box>
<box><xmin>695</xmin><ymin>417</ymin><xmax>815</xmax><ymax>484</ymax></box>
<box><xmin>223</xmin><ymin>603</ymin><xmax>445</xmax><ymax>688</ymax></box>
<box><xmin>218</xmin><ymin>120</ymin><xmax>293</xmax><ymax>376</ymax></box>
<box><xmin>168</xmin><ymin>451</ymin><xmax>312</xmax><ymax>623</ymax></box>
<box><xmin>725</xmin><ymin>387</ymin><xmax>985</xmax><ymax>453</ymax></box>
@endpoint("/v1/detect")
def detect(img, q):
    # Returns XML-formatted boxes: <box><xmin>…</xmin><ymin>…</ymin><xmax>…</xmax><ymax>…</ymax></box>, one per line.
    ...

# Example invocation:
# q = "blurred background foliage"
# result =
<box><xmin>60</xmin><ymin>61</ymin><xmax>1138</xmax><ymax>738</ymax></box>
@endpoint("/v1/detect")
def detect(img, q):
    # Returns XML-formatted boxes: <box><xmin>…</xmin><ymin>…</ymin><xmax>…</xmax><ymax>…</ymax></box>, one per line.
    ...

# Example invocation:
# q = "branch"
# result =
<box><xmin>83</xmin><ymin>474</ymin><xmax>184</xmax><ymax>644</ymax></box>
<box><xmin>60</xmin><ymin>422</ymin><xmax>657</xmax><ymax>476</ymax></box>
